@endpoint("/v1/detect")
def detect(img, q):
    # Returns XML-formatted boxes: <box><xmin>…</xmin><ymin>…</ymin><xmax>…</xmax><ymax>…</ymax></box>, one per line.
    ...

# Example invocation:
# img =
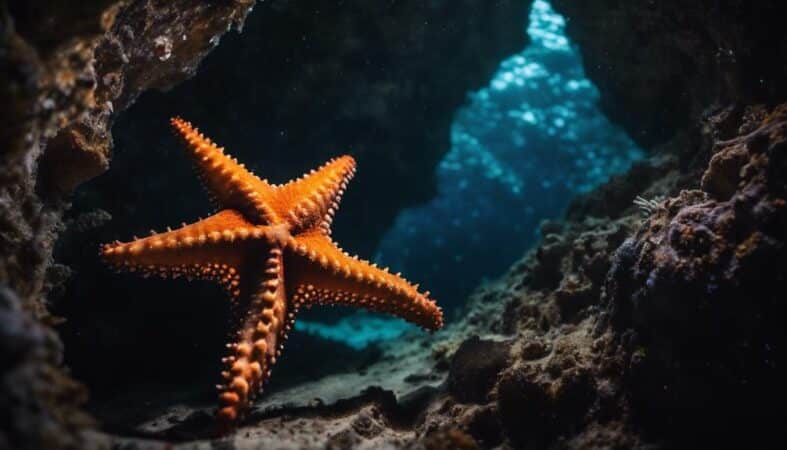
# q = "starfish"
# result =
<box><xmin>100</xmin><ymin>118</ymin><xmax>443</xmax><ymax>430</ymax></box>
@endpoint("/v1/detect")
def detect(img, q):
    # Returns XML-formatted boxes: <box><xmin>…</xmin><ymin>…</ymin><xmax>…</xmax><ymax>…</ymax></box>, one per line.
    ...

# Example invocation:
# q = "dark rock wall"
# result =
<box><xmin>528</xmin><ymin>4</ymin><xmax>787</xmax><ymax>442</ymax></box>
<box><xmin>550</xmin><ymin>0</ymin><xmax>787</xmax><ymax>148</ymax></box>
<box><xmin>1</xmin><ymin>1</ymin><xmax>254</xmax><ymax>448</ymax></box>
<box><xmin>1</xmin><ymin>0</ymin><xmax>255</xmax><ymax>321</ymax></box>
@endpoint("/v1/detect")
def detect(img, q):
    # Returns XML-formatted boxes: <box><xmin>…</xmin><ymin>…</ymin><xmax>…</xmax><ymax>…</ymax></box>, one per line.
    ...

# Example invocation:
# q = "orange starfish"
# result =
<box><xmin>100</xmin><ymin>118</ymin><xmax>443</xmax><ymax>430</ymax></box>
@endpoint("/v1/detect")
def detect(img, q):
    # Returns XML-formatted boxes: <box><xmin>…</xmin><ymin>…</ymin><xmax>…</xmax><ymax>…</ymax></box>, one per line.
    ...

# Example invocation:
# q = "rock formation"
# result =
<box><xmin>2</xmin><ymin>1</ymin><xmax>255</xmax><ymax>448</ymax></box>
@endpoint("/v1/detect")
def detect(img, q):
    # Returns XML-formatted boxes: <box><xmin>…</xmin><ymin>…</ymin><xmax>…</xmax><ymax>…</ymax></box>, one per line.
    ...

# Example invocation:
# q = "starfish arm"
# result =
<box><xmin>170</xmin><ymin>117</ymin><xmax>278</xmax><ymax>223</ymax></box>
<box><xmin>283</xmin><ymin>232</ymin><xmax>443</xmax><ymax>330</ymax></box>
<box><xmin>273</xmin><ymin>156</ymin><xmax>356</xmax><ymax>234</ymax></box>
<box><xmin>217</xmin><ymin>247</ymin><xmax>290</xmax><ymax>427</ymax></box>
<box><xmin>100</xmin><ymin>209</ymin><xmax>257</xmax><ymax>297</ymax></box>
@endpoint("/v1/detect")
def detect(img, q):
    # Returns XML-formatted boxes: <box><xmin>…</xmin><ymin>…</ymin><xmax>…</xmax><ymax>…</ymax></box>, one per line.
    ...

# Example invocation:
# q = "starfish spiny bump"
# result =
<box><xmin>100</xmin><ymin>117</ymin><xmax>443</xmax><ymax>430</ymax></box>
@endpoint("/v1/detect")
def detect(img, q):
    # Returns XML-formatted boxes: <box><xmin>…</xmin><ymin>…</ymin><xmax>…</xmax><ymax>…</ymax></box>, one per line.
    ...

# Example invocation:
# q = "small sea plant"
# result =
<box><xmin>633</xmin><ymin>195</ymin><xmax>664</xmax><ymax>217</ymax></box>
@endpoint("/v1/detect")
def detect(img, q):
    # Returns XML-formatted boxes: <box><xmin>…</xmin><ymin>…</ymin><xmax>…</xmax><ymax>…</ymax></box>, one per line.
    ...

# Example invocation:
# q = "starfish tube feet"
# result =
<box><xmin>217</xmin><ymin>248</ymin><xmax>288</xmax><ymax>428</ymax></box>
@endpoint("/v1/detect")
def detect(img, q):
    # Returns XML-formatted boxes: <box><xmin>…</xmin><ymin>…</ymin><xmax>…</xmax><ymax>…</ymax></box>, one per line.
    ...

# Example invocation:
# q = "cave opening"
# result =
<box><xmin>300</xmin><ymin>0</ymin><xmax>643</xmax><ymax>347</ymax></box>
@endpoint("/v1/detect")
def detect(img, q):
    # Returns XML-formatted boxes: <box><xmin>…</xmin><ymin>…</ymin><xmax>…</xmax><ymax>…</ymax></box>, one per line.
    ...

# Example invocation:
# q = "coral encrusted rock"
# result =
<box><xmin>604</xmin><ymin>104</ymin><xmax>785</xmax><ymax>446</ymax></box>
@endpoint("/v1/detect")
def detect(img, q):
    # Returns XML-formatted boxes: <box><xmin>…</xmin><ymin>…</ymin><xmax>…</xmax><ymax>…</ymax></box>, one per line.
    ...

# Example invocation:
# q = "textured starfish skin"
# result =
<box><xmin>100</xmin><ymin>118</ymin><xmax>443</xmax><ymax>430</ymax></box>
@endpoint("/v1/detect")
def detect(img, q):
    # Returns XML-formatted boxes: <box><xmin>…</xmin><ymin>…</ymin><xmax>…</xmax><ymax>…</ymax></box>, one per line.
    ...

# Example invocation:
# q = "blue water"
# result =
<box><xmin>297</xmin><ymin>0</ymin><xmax>643</xmax><ymax>345</ymax></box>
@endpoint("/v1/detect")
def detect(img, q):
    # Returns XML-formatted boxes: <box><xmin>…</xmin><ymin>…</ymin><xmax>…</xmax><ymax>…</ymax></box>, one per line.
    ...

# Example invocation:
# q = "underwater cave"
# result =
<box><xmin>1</xmin><ymin>0</ymin><xmax>785</xmax><ymax>449</ymax></box>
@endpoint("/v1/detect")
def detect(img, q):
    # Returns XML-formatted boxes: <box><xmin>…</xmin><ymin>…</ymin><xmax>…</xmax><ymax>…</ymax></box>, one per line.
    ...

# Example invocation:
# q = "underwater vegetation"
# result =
<box><xmin>1</xmin><ymin>0</ymin><xmax>786</xmax><ymax>449</ymax></box>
